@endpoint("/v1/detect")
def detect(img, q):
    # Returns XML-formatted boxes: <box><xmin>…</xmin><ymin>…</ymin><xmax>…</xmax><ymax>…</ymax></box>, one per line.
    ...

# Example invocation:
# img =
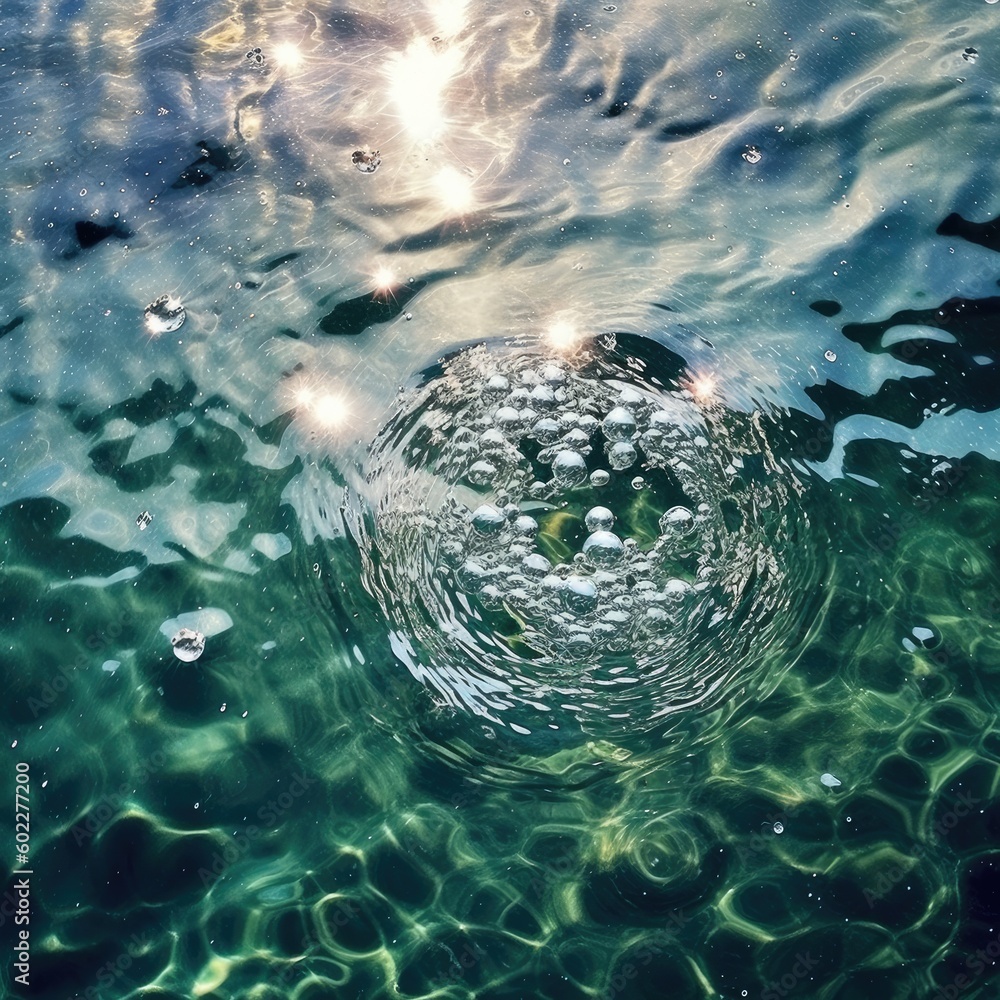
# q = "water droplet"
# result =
<box><xmin>171</xmin><ymin>627</ymin><xmax>205</xmax><ymax>662</ymax></box>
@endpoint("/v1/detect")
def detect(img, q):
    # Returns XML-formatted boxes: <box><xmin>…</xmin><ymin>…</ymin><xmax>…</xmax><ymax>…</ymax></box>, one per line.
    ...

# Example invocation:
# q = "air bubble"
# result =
<box><xmin>607</xmin><ymin>441</ymin><xmax>637</xmax><ymax>471</ymax></box>
<box><xmin>551</xmin><ymin>450</ymin><xmax>588</xmax><ymax>487</ymax></box>
<box><xmin>583</xmin><ymin>531</ymin><xmax>624</xmax><ymax>565</ymax></box>
<box><xmin>585</xmin><ymin>506</ymin><xmax>615</xmax><ymax>532</ymax></box>
<box><xmin>602</xmin><ymin>406</ymin><xmax>637</xmax><ymax>441</ymax></box>
<box><xmin>531</xmin><ymin>417</ymin><xmax>562</xmax><ymax>444</ymax></box>
<box><xmin>742</xmin><ymin>146</ymin><xmax>763</xmax><ymax>164</ymax></box>
<box><xmin>468</xmin><ymin>460</ymin><xmax>497</xmax><ymax>485</ymax></box>
<box><xmin>660</xmin><ymin>506</ymin><xmax>696</xmax><ymax>536</ymax></box>
<box><xmin>563</xmin><ymin>576</ymin><xmax>598</xmax><ymax>611</ymax></box>
<box><xmin>471</xmin><ymin>504</ymin><xmax>506</xmax><ymax>533</ymax></box>
<box><xmin>590</xmin><ymin>469</ymin><xmax>610</xmax><ymax>487</ymax></box>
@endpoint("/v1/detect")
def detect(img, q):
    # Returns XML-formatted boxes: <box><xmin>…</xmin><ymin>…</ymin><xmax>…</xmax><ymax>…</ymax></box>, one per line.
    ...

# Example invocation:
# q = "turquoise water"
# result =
<box><xmin>2</xmin><ymin>1</ymin><xmax>1000</xmax><ymax>998</ymax></box>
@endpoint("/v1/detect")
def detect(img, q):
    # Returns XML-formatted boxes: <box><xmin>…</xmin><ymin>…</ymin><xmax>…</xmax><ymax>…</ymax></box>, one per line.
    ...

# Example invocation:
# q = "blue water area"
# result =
<box><xmin>2</xmin><ymin>1</ymin><xmax>1000</xmax><ymax>998</ymax></box>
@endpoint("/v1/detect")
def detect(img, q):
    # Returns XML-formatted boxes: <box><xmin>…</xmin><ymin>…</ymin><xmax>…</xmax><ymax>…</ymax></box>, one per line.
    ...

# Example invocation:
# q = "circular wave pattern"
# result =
<box><xmin>356</xmin><ymin>334</ymin><xmax>826</xmax><ymax>741</ymax></box>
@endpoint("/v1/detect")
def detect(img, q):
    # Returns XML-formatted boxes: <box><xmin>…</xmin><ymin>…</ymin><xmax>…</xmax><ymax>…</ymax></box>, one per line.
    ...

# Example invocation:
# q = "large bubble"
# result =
<box><xmin>350</xmin><ymin>334</ymin><xmax>826</xmax><ymax>743</ymax></box>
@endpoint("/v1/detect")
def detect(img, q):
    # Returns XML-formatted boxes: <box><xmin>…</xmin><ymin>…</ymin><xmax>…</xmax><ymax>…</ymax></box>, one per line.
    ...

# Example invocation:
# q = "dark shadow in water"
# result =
<box><xmin>937</xmin><ymin>211</ymin><xmax>1000</xmax><ymax>253</ymax></box>
<box><xmin>73</xmin><ymin>219</ymin><xmax>131</xmax><ymax>251</ymax></box>
<box><xmin>318</xmin><ymin>280</ymin><xmax>426</xmax><ymax>335</ymax></box>
<box><xmin>0</xmin><ymin>315</ymin><xmax>25</xmax><ymax>338</ymax></box>
<box><xmin>170</xmin><ymin>140</ymin><xmax>247</xmax><ymax>190</ymax></box>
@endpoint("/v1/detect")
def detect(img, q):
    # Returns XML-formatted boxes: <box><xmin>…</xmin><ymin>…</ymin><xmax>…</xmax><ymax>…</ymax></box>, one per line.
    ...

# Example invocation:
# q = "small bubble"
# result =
<box><xmin>590</xmin><ymin>469</ymin><xmax>610</xmax><ymax>487</ymax></box>
<box><xmin>603</xmin><ymin>3</ymin><xmax>618</xmax><ymax>10</ymax></box>
<box><xmin>404</xmin><ymin>312</ymin><xmax>413</xmax><ymax>320</ymax></box>
<box><xmin>824</xmin><ymin>350</ymin><xmax>837</xmax><ymax>362</ymax></box>
<box><xmin>773</xmin><ymin>821</ymin><xmax>784</xmax><ymax>834</ymax></box>
<box><xmin>631</xmin><ymin>476</ymin><xmax>645</xmax><ymax>490</ymax></box>
<box><xmin>563</xmin><ymin>158</ymin><xmax>571</xmax><ymax>165</ymax></box>
<box><xmin>742</xmin><ymin>146</ymin><xmax>762</xmax><ymax>164</ymax></box>
<box><xmin>962</xmin><ymin>47</ymin><xmax>979</xmax><ymax>63</ymax></box>
<box><xmin>735</xmin><ymin>50</ymin><xmax>746</xmax><ymax>60</ymax></box>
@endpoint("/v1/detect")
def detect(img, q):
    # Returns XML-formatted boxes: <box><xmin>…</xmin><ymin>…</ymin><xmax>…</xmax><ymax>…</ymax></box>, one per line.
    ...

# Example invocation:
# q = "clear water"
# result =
<box><xmin>2</xmin><ymin>1</ymin><xmax>1000</xmax><ymax>998</ymax></box>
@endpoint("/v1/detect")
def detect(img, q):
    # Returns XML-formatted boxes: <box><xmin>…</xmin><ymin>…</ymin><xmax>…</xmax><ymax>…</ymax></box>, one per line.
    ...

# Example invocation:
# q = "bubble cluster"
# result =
<box><xmin>171</xmin><ymin>627</ymin><xmax>205</xmax><ymax>662</ymax></box>
<box><xmin>144</xmin><ymin>294</ymin><xmax>186</xmax><ymax>334</ymax></box>
<box><xmin>355</xmin><ymin>336</ymin><xmax>820</xmax><ymax>738</ymax></box>
<box><xmin>352</xmin><ymin>149</ymin><xmax>382</xmax><ymax>174</ymax></box>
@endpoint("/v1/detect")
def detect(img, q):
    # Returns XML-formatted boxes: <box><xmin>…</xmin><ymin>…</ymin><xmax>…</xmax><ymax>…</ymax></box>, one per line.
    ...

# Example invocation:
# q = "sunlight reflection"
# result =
<box><xmin>433</xmin><ymin>165</ymin><xmax>473</xmax><ymax>213</ymax></box>
<box><xmin>271</xmin><ymin>41</ymin><xmax>305</xmax><ymax>72</ymax></box>
<box><xmin>385</xmin><ymin>39</ymin><xmax>464</xmax><ymax>142</ymax></box>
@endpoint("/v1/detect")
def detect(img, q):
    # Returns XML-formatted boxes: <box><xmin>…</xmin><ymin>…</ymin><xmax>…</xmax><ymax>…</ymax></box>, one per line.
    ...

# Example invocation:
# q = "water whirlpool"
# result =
<box><xmin>351</xmin><ymin>333</ymin><xmax>829</xmax><ymax>748</ymax></box>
